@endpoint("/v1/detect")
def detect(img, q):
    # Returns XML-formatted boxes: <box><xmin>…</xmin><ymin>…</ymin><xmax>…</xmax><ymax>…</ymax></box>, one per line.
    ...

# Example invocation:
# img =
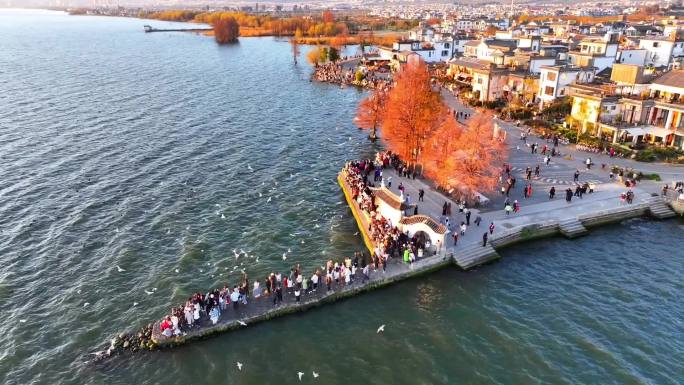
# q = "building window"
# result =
<box><xmin>653</xmin><ymin>42</ymin><xmax>659</xmax><ymax>48</ymax></box>
<box><xmin>547</xmin><ymin>72</ymin><xmax>557</xmax><ymax>81</ymax></box>
<box><xmin>442</xmin><ymin>50</ymin><xmax>449</xmax><ymax>56</ymax></box>
<box><xmin>545</xmin><ymin>86</ymin><xmax>555</xmax><ymax>96</ymax></box>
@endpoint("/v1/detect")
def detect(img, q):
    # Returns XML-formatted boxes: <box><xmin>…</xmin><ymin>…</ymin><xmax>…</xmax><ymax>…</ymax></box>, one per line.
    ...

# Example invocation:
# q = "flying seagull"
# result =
<box><xmin>116</xmin><ymin>265</ymin><xmax>125</xmax><ymax>272</ymax></box>
<box><xmin>377</xmin><ymin>324</ymin><xmax>385</xmax><ymax>334</ymax></box>
<box><xmin>313</xmin><ymin>372</ymin><xmax>319</xmax><ymax>378</ymax></box>
<box><xmin>144</xmin><ymin>290</ymin><xmax>154</xmax><ymax>295</ymax></box>
<box><xmin>238</xmin><ymin>320</ymin><xmax>247</xmax><ymax>326</ymax></box>
<box><xmin>297</xmin><ymin>372</ymin><xmax>304</xmax><ymax>381</ymax></box>
<box><xmin>236</xmin><ymin>362</ymin><xmax>243</xmax><ymax>371</ymax></box>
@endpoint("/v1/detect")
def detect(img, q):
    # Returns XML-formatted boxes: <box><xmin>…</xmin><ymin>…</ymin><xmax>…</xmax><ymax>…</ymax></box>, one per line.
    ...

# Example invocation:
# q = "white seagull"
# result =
<box><xmin>313</xmin><ymin>372</ymin><xmax>319</xmax><ymax>378</ymax></box>
<box><xmin>236</xmin><ymin>362</ymin><xmax>243</xmax><ymax>371</ymax></box>
<box><xmin>237</xmin><ymin>320</ymin><xmax>247</xmax><ymax>326</ymax></box>
<box><xmin>144</xmin><ymin>290</ymin><xmax>154</xmax><ymax>295</ymax></box>
<box><xmin>297</xmin><ymin>372</ymin><xmax>304</xmax><ymax>381</ymax></box>
<box><xmin>266</xmin><ymin>197</ymin><xmax>272</xmax><ymax>203</ymax></box>
<box><xmin>116</xmin><ymin>265</ymin><xmax>125</xmax><ymax>272</ymax></box>
<box><xmin>282</xmin><ymin>253</ymin><xmax>287</xmax><ymax>261</ymax></box>
<box><xmin>377</xmin><ymin>324</ymin><xmax>385</xmax><ymax>334</ymax></box>
<box><xmin>83</xmin><ymin>302</ymin><xmax>90</xmax><ymax>307</ymax></box>
<box><xmin>247</xmin><ymin>164</ymin><xmax>253</xmax><ymax>171</ymax></box>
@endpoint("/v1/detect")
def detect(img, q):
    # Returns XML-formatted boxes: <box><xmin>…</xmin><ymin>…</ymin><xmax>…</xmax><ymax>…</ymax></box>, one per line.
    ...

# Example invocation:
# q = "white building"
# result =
<box><xmin>567</xmin><ymin>34</ymin><xmax>619</xmax><ymax>73</ymax></box>
<box><xmin>538</xmin><ymin>65</ymin><xmax>596</xmax><ymax>107</ymax></box>
<box><xmin>638</xmin><ymin>35</ymin><xmax>684</xmax><ymax>69</ymax></box>
<box><xmin>616</xmin><ymin>49</ymin><xmax>647</xmax><ymax>66</ymax></box>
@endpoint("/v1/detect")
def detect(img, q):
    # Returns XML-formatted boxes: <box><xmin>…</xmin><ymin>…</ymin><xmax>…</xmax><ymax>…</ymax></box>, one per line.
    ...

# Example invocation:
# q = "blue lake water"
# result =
<box><xmin>0</xmin><ymin>9</ymin><xmax>682</xmax><ymax>385</ymax></box>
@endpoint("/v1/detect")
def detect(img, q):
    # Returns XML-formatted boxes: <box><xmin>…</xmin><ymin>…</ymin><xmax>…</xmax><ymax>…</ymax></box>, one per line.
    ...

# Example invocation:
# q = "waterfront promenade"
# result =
<box><xmin>142</xmin><ymin>166</ymin><xmax>676</xmax><ymax>353</ymax></box>
<box><xmin>137</xmin><ymin>93</ymin><xmax>683</xmax><ymax>356</ymax></box>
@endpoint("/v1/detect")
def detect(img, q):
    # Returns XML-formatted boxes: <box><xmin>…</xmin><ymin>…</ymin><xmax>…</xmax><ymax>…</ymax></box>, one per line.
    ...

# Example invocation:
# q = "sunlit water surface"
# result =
<box><xmin>0</xmin><ymin>9</ymin><xmax>682</xmax><ymax>385</ymax></box>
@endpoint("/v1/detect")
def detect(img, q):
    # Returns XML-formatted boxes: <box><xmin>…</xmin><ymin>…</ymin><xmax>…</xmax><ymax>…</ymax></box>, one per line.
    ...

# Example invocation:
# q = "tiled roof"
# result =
<box><xmin>373</xmin><ymin>187</ymin><xmax>409</xmax><ymax>210</ymax></box>
<box><xmin>652</xmin><ymin>70</ymin><xmax>684</xmax><ymax>89</ymax></box>
<box><xmin>399</xmin><ymin>215</ymin><xmax>448</xmax><ymax>234</ymax></box>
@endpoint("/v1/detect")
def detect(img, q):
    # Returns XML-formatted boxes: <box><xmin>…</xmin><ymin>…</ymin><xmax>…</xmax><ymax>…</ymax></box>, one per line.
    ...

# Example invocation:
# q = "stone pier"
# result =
<box><xmin>141</xmin><ymin>172</ymin><xmax>677</xmax><ymax>351</ymax></box>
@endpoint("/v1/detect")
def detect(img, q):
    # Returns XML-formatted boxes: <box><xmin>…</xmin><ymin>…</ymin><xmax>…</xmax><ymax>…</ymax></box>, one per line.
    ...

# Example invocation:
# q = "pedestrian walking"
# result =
<box><xmin>418</xmin><ymin>189</ymin><xmax>424</xmax><ymax>202</ymax></box>
<box><xmin>465</xmin><ymin>208</ymin><xmax>471</xmax><ymax>226</ymax></box>
<box><xmin>482</xmin><ymin>232</ymin><xmax>488</xmax><ymax>247</ymax></box>
<box><xmin>489</xmin><ymin>222</ymin><xmax>495</xmax><ymax>235</ymax></box>
<box><xmin>549</xmin><ymin>186</ymin><xmax>556</xmax><ymax>199</ymax></box>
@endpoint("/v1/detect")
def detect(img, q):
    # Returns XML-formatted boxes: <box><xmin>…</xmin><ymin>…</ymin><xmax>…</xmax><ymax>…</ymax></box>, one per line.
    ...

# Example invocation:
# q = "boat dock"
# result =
<box><xmin>144</xmin><ymin>25</ymin><xmax>212</xmax><ymax>33</ymax></box>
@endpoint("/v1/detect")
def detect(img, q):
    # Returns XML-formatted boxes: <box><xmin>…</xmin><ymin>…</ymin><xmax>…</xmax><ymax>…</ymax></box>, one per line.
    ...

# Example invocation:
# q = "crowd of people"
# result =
<box><xmin>312</xmin><ymin>62</ymin><xmax>391</xmax><ymax>90</ymax></box>
<box><xmin>575</xmin><ymin>143</ymin><xmax>628</xmax><ymax>158</ymax></box>
<box><xmin>157</xmin><ymin>151</ymin><xmax>438</xmax><ymax>345</ymax></box>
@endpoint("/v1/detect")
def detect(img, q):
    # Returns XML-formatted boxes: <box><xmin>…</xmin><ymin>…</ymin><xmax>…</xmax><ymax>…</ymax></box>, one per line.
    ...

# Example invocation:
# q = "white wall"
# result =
<box><xmin>639</xmin><ymin>39</ymin><xmax>675</xmax><ymax>67</ymax></box>
<box><xmin>616</xmin><ymin>49</ymin><xmax>647</xmax><ymax>65</ymax></box>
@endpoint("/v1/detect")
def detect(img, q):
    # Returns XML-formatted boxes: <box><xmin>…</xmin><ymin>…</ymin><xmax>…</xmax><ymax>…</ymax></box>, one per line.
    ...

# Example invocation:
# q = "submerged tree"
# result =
<box><xmin>214</xmin><ymin>17</ymin><xmax>240</xmax><ymax>44</ymax></box>
<box><xmin>289</xmin><ymin>38</ymin><xmax>300</xmax><ymax>64</ymax></box>
<box><xmin>354</xmin><ymin>90</ymin><xmax>386</xmax><ymax>141</ymax></box>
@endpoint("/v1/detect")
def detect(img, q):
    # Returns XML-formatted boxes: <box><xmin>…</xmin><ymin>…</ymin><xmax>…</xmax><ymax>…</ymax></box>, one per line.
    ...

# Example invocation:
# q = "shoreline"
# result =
<box><xmin>92</xmin><ymin>162</ymin><xmax>678</xmax><ymax>363</ymax></box>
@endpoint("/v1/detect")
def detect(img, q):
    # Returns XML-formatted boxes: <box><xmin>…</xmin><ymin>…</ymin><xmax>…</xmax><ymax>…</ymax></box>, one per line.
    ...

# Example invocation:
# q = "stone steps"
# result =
<box><xmin>649</xmin><ymin>201</ymin><xmax>677</xmax><ymax>219</ymax></box>
<box><xmin>452</xmin><ymin>244</ymin><xmax>500</xmax><ymax>270</ymax></box>
<box><xmin>558</xmin><ymin>218</ymin><xmax>588</xmax><ymax>238</ymax></box>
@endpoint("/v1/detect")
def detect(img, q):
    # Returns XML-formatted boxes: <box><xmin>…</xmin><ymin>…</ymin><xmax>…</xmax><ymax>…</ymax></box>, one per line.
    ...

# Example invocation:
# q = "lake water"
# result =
<box><xmin>1</xmin><ymin>9</ymin><xmax>682</xmax><ymax>385</ymax></box>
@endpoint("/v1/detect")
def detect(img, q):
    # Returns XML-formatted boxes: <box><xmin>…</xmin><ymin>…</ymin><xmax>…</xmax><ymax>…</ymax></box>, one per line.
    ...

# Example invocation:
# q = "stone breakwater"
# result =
<box><xmin>90</xmin><ymin>174</ymin><xmax>676</xmax><ymax>362</ymax></box>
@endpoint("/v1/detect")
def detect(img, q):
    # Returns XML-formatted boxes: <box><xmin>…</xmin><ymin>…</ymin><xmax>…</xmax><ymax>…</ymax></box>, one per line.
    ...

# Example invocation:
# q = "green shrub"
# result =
<box><xmin>641</xmin><ymin>173</ymin><xmax>661</xmax><ymax>181</ymax></box>
<box><xmin>354</xmin><ymin>70</ymin><xmax>365</xmax><ymax>82</ymax></box>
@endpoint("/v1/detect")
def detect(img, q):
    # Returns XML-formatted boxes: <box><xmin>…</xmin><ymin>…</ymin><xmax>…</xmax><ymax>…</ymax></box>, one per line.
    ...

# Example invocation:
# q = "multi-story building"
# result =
<box><xmin>538</xmin><ymin>65</ymin><xmax>596</xmax><ymax>107</ymax></box>
<box><xmin>638</xmin><ymin>34</ymin><xmax>684</xmax><ymax>69</ymax></box>
<box><xmin>567</xmin><ymin>34</ymin><xmax>619</xmax><ymax>73</ymax></box>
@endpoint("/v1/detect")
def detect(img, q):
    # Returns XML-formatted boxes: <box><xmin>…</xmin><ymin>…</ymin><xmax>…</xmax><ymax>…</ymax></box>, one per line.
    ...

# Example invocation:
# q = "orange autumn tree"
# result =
<box><xmin>422</xmin><ymin>113</ymin><xmax>463</xmax><ymax>187</ymax></box>
<box><xmin>382</xmin><ymin>60</ymin><xmax>445</xmax><ymax>167</ymax></box>
<box><xmin>432</xmin><ymin>114</ymin><xmax>507</xmax><ymax>195</ymax></box>
<box><xmin>354</xmin><ymin>90</ymin><xmax>386</xmax><ymax>141</ymax></box>
<box><xmin>214</xmin><ymin>17</ymin><xmax>240</xmax><ymax>44</ymax></box>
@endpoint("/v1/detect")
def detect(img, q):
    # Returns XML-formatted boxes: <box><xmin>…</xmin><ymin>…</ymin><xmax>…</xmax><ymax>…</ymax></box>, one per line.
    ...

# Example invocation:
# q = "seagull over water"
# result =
<box><xmin>116</xmin><ymin>265</ymin><xmax>125</xmax><ymax>272</ymax></box>
<box><xmin>237</xmin><ymin>320</ymin><xmax>247</xmax><ymax>326</ymax></box>
<box><xmin>312</xmin><ymin>372</ymin><xmax>319</xmax><ymax>378</ymax></box>
<box><xmin>377</xmin><ymin>324</ymin><xmax>385</xmax><ymax>334</ymax></box>
<box><xmin>144</xmin><ymin>290</ymin><xmax>154</xmax><ymax>295</ymax></box>
<box><xmin>247</xmin><ymin>164</ymin><xmax>253</xmax><ymax>171</ymax></box>
<box><xmin>297</xmin><ymin>372</ymin><xmax>304</xmax><ymax>381</ymax></box>
<box><xmin>236</xmin><ymin>362</ymin><xmax>243</xmax><ymax>371</ymax></box>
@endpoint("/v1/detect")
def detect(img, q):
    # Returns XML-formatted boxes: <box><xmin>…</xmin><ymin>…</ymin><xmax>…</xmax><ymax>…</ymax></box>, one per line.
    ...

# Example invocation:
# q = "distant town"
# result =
<box><xmin>60</xmin><ymin>0</ymin><xmax>684</xmax><ymax>156</ymax></box>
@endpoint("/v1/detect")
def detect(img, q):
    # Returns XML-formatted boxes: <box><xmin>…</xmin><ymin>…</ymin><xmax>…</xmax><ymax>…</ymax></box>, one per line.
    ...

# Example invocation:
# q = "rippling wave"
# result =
<box><xmin>1</xmin><ymin>10</ymin><xmax>682</xmax><ymax>385</ymax></box>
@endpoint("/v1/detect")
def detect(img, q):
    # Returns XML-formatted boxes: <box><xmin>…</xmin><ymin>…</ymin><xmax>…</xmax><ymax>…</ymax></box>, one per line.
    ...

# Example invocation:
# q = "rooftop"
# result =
<box><xmin>399</xmin><ymin>215</ymin><xmax>448</xmax><ymax>234</ymax></box>
<box><xmin>652</xmin><ymin>69</ymin><xmax>684</xmax><ymax>89</ymax></box>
